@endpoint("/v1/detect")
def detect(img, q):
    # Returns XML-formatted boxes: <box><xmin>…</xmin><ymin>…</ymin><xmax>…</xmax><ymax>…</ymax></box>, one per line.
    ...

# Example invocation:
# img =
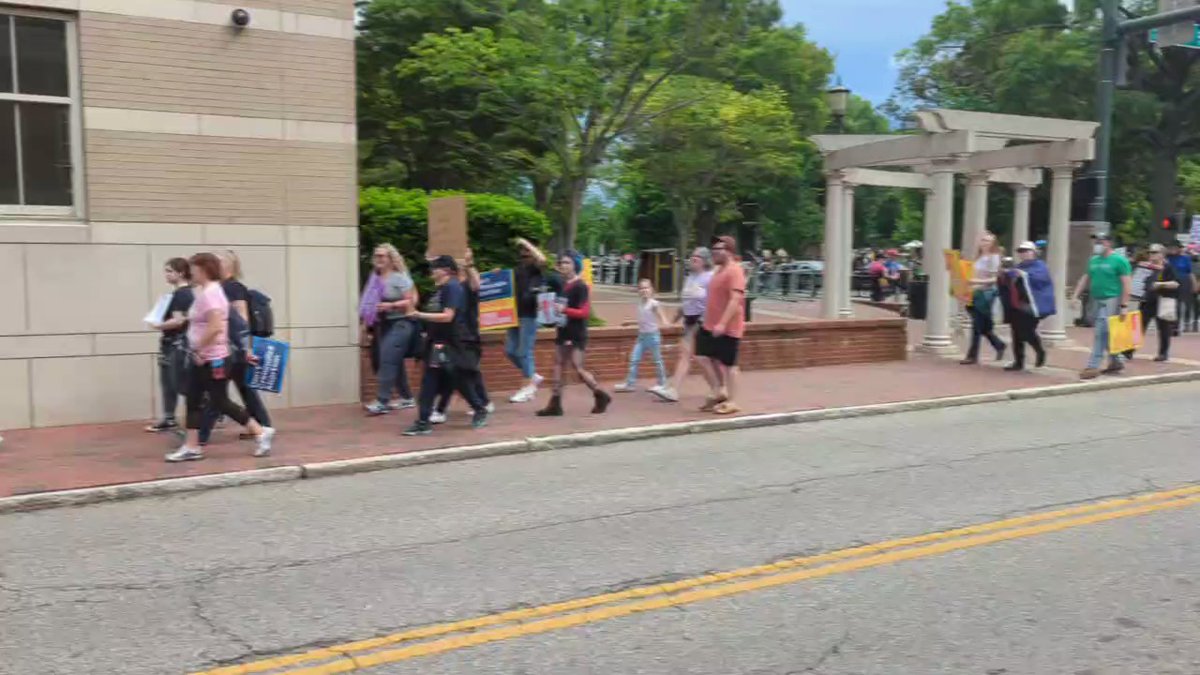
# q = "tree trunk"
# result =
<box><xmin>1151</xmin><ymin>148</ymin><xmax>1180</xmax><ymax>244</ymax></box>
<box><xmin>561</xmin><ymin>175</ymin><xmax>588</xmax><ymax>251</ymax></box>
<box><xmin>672</xmin><ymin>203</ymin><xmax>696</xmax><ymax>299</ymax></box>
<box><xmin>694</xmin><ymin>204</ymin><xmax>719</xmax><ymax>250</ymax></box>
<box><xmin>532</xmin><ymin>178</ymin><xmax>552</xmax><ymax>215</ymax></box>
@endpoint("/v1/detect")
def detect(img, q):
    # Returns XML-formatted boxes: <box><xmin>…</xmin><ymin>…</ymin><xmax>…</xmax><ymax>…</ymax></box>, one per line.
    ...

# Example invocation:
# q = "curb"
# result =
<box><xmin>3</xmin><ymin>370</ymin><xmax>1199</xmax><ymax>515</ymax></box>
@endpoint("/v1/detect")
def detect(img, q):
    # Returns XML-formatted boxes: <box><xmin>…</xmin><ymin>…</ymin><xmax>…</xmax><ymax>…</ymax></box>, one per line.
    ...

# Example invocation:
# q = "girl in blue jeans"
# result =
<box><xmin>615</xmin><ymin>279</ymin><xmax>670</xmax><ymax>392</ymax></box>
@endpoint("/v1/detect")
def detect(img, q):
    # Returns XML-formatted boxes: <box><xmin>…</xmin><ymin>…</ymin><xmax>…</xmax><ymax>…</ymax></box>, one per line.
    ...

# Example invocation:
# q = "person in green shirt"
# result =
<box><xmin>1072</xmin><ymin>232</ymin><xmax>1132</xmax><ymax>379</ymax></box>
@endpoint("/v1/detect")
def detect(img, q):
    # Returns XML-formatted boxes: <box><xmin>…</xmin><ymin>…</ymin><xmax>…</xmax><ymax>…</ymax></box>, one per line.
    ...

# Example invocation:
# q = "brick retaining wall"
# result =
<box><xmin>361</xmin><ymin>319</ymin><xmax>907</xmax><ymax>403</ymax></box>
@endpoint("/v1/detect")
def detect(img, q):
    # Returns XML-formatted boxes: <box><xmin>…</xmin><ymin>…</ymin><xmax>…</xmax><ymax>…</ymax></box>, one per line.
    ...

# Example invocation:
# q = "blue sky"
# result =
<box><xmin>780</xmin><ymin>0</ymin><xmax>947</xmax><ymax>106</ymax></box>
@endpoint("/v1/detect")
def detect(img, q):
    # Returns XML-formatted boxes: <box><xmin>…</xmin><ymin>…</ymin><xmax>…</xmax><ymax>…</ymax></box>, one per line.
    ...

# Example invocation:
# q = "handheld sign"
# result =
<box><xmin>245</xmin><ymin>338</ymin><xmax>290</xmax><ymax>393</ymax></box>
<box><xmin>427</xmin><ymin>196</ymin><xmax>468</xmax><ymax>259</ymax></box>
<box><xmin>478</xmin><ymin>269</ymin><xmax>518</xmax><ymax>331</ymax></box>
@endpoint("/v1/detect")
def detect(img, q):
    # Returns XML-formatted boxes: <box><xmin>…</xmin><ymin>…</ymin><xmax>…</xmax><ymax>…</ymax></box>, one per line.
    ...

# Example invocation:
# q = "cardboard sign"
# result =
<box><xmin>427</xmin><ymin>196</ymin><xmax>468</xmax><ymax>258</ymax></box>
<box><xmin>478</xmin><ymin>269</ymin><xmax>518</xmax><ymax>331</ymax></box>
<box><xmin>944</xmin><ymin>249</ymin><xmax>973</xmax><ymax>303</ymax></box>
<box><xmin>245</xmin><ymin>338</ymin><xmax>290</xmax><ymax>393</ymax></box>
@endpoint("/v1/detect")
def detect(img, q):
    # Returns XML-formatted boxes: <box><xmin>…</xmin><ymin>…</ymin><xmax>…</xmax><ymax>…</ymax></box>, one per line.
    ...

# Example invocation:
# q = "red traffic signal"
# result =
<box><xmin>1164</xmin><ymin>217</ymin><xmax>1173</xmax><ymax>230</ymax></box>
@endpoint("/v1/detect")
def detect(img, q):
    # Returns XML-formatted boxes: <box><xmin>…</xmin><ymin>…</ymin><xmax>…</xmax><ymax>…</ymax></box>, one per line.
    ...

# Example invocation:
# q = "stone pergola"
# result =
<box><xmin>812</xmin><ymin>109</ymin><xmax>1098</xmax><ymax>352</ymax></box>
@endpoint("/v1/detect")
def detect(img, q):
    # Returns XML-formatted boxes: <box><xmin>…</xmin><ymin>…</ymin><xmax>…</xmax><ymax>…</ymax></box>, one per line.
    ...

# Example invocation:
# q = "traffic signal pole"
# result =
<box><xmin>1089</xmin><ymin>0</ymin><xmax>1200</xmax><ymax>226</ymax></box>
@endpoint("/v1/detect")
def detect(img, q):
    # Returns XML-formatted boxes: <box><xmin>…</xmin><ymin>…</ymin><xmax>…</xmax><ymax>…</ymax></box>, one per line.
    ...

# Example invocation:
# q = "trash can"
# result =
<box><xmin>745</xmin><ymin>294</ymin><xmax>755</xmax><ymax>322</ymax></box>
<box><xmin>908</xmin><ymin>276</ymin><xmax>928</xmax><ymax>320</ymax></box>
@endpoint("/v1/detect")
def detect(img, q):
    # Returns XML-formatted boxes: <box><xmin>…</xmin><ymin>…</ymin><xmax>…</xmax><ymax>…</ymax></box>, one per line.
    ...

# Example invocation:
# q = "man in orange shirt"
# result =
<box><xmin>695</xmin><ymin>235</ymin><xmax>746</xmax><ymax>415</ymax></box>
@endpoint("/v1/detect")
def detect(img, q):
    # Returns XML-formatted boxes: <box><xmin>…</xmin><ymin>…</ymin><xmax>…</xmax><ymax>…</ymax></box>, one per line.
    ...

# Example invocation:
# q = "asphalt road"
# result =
<box><xmin>2</xmin><ymin>383</ymin><xmax>1199</xmax><ymax>675</ymax></box>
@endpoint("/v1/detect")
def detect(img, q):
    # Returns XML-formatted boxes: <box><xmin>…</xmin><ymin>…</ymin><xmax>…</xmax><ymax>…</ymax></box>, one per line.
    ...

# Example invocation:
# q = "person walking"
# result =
<box><xmin>403</xmin><ymin>255</ymin><xmax>490</xmax><ymax>436</ymax></box>
<box><xmin>536</xmin><ymin>253</ymin><xmax>611</xmax><ymax>417</ymax></box>
<box><xmin>146</xmin><ymin>257</ymin><xmax>194</xmax><ymax>432</ymax></box>
<box><xmin>361</xmin><ymin>244</ymin><xmax>419</xmax><ymax>416</ymax></box>
<box><xmin>960</xmin><ymin>233</ymin><xmax>1007</xmax><ymax>365</ymax></box>
<box><xmin>694</xmin><ymin>235</ymin><xmax>747</xmax><ymax>416</ymax></box>
<box><xmin>1002</xmin><ymin>242</ymin><xmax>1055</xmax><ymax>372</ymax></box>
<box><xmin>651</xmin><ymin>248</ymin><xmax>715</xmax><ymax>403</ymax></box>
<box><xmin>507</xmin><ymin>238</ymin><xmax>549</xmax><ymax>403</ymax></box>
<box><xmin>166</xmin><ymin>253</ymin><xmax>274</xmax><ymax>462</ymax></box>
<box><xmin>1140</xmin><ymin>244</ymin><xmax>1180</xmax><ymax>362</ymax></box>
<box><xmin>431</xmin><ymin>248</ymin><xmax>494</xmax><ymax>424</ymax></box>
<box><xmin>1165</xmin><ymin>242</ymin><xmax>1195</xmax><ymax>333</ymax></box>
<box><xmin>614</xmin><ymin>278</ymin><xmax>669</xmax><ymax>393</ymax></box>
<box><xmin>1072</xmin><ymin>232</ymin><xmax>1133</xmax><ymax>380</ymax></box>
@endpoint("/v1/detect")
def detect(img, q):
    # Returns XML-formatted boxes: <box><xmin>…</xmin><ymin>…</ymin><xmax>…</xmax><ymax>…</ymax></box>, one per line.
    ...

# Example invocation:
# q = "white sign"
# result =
<box><xmin>1188</xmin><ymin>214</ymin><xmax>1200</xmax><ymax>244</ymax></box>
<box><xmin>143</xmin><ymin>293</ymin><xmax>171</xmax><ymax>326</ymax></box>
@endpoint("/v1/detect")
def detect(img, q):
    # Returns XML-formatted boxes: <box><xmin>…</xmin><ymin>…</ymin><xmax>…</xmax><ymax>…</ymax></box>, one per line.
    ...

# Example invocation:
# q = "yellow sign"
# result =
<box><xmin>582</xmin><ymin>258</ymin><xmax>594</xmax><ymax>287</ymax></box>
<box><xmin>944</xmin><ymin>249</ymin><xmax>972</xmax><ymax>303</ymax></box>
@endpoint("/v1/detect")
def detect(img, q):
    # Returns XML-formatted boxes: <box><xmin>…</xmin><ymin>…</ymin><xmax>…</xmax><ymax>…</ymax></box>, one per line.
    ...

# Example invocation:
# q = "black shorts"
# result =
<box><xmin>682</xmin><ymin>314</ymin><xmax>702</xmax><ymax>338</ymax></box>
<box><xmin>695</xmin><ymin>328</ymin><xmax>740</xmax><ymax>367</ymax></box>
<box><xmin>555</xmin><ymin>330</ymin><xmax>587</xmax><ymax>350</ymax></box>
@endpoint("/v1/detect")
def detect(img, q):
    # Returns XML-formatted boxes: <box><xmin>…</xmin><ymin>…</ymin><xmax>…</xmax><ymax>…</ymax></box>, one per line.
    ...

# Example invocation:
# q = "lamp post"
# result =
<box><xmin>826</xmin><ymin>84</ymin><xmax>850</xmax><ymax>133</ymax></box>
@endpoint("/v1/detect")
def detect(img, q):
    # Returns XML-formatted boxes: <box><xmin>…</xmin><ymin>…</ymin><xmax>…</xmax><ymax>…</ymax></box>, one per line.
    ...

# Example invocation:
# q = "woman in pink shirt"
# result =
<box><xmin>166</xmin><ymin>252</ymin><xmax>274</xmax><ymax>463</ymax></box>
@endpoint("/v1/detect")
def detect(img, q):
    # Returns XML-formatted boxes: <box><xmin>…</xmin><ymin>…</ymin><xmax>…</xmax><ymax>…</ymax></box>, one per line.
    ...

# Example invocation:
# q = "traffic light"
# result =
<box><xmin>1163</xmin><ymin>217</ymin><xmax>1173</xmax><ymax>230</ymax></box>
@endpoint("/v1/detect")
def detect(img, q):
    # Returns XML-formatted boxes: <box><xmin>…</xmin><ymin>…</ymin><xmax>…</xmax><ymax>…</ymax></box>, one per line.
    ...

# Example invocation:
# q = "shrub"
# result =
<box><xmin>359</xmin><ymin>188</ymin><xmax>553</xmax><ymax>284</ymax></box>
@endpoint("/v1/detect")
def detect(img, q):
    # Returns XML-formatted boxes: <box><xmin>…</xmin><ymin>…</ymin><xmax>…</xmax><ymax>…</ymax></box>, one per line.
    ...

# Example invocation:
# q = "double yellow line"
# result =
<box><xmin>193</xmin><ymin>484</ymin><xmax>1200</xmax><ymax>675</ymax></box>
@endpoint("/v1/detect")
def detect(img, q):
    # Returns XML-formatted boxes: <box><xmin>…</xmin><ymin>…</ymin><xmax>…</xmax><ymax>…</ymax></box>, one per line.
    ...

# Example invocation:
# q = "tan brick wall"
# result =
<box><xmin>79</xmin><ymin>14</ymin><xmax>354</xmax><ymax>123</ymax></box>
<box><xmin>236</xmin><ymin>0</ymin><xmax>355</xmax><ymax>20</ymax></box>
<box><xmin>86</xmin><ymin>130</ymin><xmax>356</xmax><ymax>225</ymax></box>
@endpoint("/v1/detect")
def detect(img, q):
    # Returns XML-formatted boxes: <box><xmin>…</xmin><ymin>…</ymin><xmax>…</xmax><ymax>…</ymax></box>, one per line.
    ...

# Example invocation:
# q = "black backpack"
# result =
<box><xmin>248</xmin><ymin>289</ymin><xmax>274</xmax><ymax>338</ymax></box>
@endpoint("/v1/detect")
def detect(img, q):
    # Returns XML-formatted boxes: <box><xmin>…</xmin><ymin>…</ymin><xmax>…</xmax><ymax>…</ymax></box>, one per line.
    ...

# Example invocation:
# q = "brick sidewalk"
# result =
<box><xmin>9</xmin><ymin>347</ymin><xmax>1189</xmax><ymax>499</ymax></box>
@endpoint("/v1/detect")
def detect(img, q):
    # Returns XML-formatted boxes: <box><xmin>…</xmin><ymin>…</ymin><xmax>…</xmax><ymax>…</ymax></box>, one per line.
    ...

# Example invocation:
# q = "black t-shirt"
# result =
<box><xmin>515</xmin><ymin>263</ymin><xmax>544</xmax><ymax>318</ymax></box>
<box><xmin>221</xmin><ymin>279</ymin><xmax>250</xmax><ymax>307</ymax></box>
<box><xmin>462</xmin><ymin>282</ymin><xmax>481</xmax><ymax>342</ymax></box>
<box><xmin>162</xmin><ymin>286</ymin><xmax>194</xmax><ymax>339</ymax></box>
<box><xmin>557</xmin><ymin>280</ymin><xmax>589</xmax><ymax>345</ymax></box>
<box><xmin>424</xmin><ymin>278</ymin><xmax>468</xmax><ymax>346</ymax></box>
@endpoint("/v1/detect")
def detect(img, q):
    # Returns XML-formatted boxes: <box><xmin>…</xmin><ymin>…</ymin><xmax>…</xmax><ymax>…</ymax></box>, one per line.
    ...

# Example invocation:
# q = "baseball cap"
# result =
<box><xmin>1016</xmin><ymin>241</ymin><xmax>1037</xmax><ymax>252</ymax></box>
<box><xmin>430</xmin><ymin>254</ymin><xmax>458</xmax><ymax>272</ymax></box>
<box><xmin>1148</xmin><ymin>243</ymin><xmax>1166</xmax><ymax>253</ymax></box>
<box><xmin>1092</xmin><ymin>232</ymin><xmax>1113</xmax><ymax>242</ymax></box>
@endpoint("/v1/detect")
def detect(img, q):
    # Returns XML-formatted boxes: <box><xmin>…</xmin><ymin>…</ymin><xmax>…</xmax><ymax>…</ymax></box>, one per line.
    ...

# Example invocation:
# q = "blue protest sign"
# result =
<box><xmin>245</xmin><ymin>338</ymin><xmax>290</xmax><ymax>393</ymax></box>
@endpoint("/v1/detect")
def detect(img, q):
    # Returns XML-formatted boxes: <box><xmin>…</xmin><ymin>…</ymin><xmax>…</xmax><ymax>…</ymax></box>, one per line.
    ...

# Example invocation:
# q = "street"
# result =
<box><xmin>2</xmin><ymin>384</ymin><xmax>1199</xmax><ymax>675</ymax></box>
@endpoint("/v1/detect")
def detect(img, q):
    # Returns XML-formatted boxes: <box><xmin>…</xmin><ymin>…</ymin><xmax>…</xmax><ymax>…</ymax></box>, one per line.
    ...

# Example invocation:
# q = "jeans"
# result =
<box><xmin>375</xmin><ymin>319</ymin><xmax>415</xmax><ymax>403</ymax></box>
<box><xmin>1087</xmin><ymin>297</ymin><xmax>1124</xmax><ymax>370</ymax></box>
<box><xmin>158</xmin><ymin>337</ymin><xmax>189</xmax><ymax>421</ymax></box>
<box><xmin>967</xmin><ymin>305</ymin><xmax>1005</xmax><ymax>361</ymax></box>
<box><xmin>624</xmin><ymin>332</ymin><xmax>667</xmax><ymax>386</ymax></box>
<box><xmin>505</xmin><ymin>317</ymin><xmax>539</xmax><ymax>379</ymax></box>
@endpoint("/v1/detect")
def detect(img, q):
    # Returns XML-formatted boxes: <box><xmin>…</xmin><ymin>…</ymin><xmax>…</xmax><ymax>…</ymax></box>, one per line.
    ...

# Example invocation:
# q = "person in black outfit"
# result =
<box><xmin>146</xmin><ymin>257</ymin><xmax>195</xmax><ymax>431</ymax></box>
<box><xmin>404</xmin><ymin>255</ymin><xmax>490</xmax><ymax>436</ymax></box>
<box><xmin>1140</xmin><ymin>244</ymin><xmax>1180</xmax><ymax>362</ymax></box>
<box><xmin>432</xmin><ymin>248</ymin><xmax>492</xmax><ymax>422</ymax></box>
<box><xmin>537</xmin><ymin>253</ymin><xmax>611</xmax><ymax>417</ymax></box>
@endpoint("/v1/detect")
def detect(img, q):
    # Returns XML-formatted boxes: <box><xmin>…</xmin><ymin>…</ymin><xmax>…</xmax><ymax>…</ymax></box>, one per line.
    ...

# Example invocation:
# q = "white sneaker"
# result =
<box><xmin>430</xmin><ymin>411</ymin><xmax>448</xmax><ymax>425</ymax></box>
<box><xmin>509</xmin><ymin>386</ymin><xmax>535</xmax><ymax>403</ymax></box>
<box><xmin>254</xmin><ymin>427</ymin><xmax>276</xmax><ymax>457</ymax></box>
<box><xmin>391</xmin><ymin>398</ymin><xmax>416</xmax><ymax>410</ymax></box>
<box><xmin>614</xmin><ymin>382</ymin><xmax>636</xmax><ymax>393</ymax></box>
<box><xmin>651</xmin><ymin>386</ymin><xmax>680</xmax><ymax>403</ymax></box>
<box><xmin>532</xmin><ymin>373</ymin><xmax>544</xmax><ymax>388</ymax></box>
<box><xmin>485</xmin><ymin>402</ymin><xmax>496</xmax><ymax>413</ymax></box>
<box><xmin>165</xmin><ymin>446</ymin><xmax>204</xmax><ymax>463</ymax></box>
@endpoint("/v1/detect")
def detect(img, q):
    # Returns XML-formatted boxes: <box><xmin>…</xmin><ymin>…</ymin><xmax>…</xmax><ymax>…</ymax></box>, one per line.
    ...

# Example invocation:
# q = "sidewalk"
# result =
<box><xmin>5</xmin><ymin>346</ymin><xmax>1196</xmax><ymax>500</ymax></box>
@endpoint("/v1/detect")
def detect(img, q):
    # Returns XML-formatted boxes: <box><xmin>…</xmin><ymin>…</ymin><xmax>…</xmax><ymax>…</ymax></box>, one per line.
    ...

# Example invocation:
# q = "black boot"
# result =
<box><xmin>536</xmin><ymin>395</ymin><xmax>563</xmax><ymax>417</ymax></box>
<box><xmin>591</xmin><ymin>390</ymin><xmax>612</xmax><ymax>414</ymax></box>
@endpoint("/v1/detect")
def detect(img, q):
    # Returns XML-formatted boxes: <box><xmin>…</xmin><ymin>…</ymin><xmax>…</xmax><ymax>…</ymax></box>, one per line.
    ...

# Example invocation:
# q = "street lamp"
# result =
<box><xmin>826</xmin><ymin>84</ymin><xmax>851</xmax><ymax>133</ymax></box>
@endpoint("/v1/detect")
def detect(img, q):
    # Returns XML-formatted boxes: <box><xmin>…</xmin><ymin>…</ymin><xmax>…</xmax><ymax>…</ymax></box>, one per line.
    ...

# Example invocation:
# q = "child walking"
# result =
<box><xmin>615</xmin><ymin>278</ymin><xmax>670</xmax><ymax>392</ymax></box>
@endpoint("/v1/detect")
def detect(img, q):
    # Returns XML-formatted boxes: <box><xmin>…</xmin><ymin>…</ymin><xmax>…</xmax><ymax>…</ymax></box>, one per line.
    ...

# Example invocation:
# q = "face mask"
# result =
<box><xmin>1093</xmin><ymin>244</ymin><xmax>1105</xmax><ymax>255</ymax></box>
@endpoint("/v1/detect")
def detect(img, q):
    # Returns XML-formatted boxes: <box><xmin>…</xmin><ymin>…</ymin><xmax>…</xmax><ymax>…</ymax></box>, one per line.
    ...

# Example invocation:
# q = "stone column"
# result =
<box><xmin>1042</xmin><ymin>165</ymin><xmax>1075</xmax><ymax>344</ymax></box>
<box><xmin>822</xmin><ymin>171</ymin><xmax>844</xmax><ymax>320</ymax></box>
<box><xmin>841</xmin><ymin>184</ymin><xmax>856</xmax><ymax>317</ymax></box>
<box><xmin>961</xmin><ymin>172</ymin><xmax>990</xmax><ymax>258</ymax></box>
<box><xmin>1011</xmin><ymin>184</ymin><xmax>1032</xmax><ymax>250</ymax></box>
<box><xmin>921</xmin><ymin>164</ymin><xmax>956</xmax><ymax>352</ymax></box>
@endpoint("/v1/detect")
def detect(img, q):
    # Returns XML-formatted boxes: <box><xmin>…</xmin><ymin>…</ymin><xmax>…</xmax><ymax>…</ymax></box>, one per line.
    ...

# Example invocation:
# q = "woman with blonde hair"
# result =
<box><xmin>360</xmin><ymin>243</ymin><xmax>419</xmax><ymax>415</ymax></box>
<box><xmin>961</xmin><ymin>232</ymin><xmax>1007</xmax><ymax>365</ymax></box>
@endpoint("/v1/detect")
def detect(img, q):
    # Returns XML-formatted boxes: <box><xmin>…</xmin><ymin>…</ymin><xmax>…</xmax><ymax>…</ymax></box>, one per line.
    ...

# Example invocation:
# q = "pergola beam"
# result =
<box><xmin>842</xmin><ymin>168</ymin><xmax>930</xmax><ymax>190</ymax></box>
<box><xmin>961</xmin><ymin>139</ymin><xmax>1094</xmax><ymax>174</ymax></box>
<box><xmin>824</xmin><ymin>130</ymin><xmax>977</xmax><ymax>171</ymax></box>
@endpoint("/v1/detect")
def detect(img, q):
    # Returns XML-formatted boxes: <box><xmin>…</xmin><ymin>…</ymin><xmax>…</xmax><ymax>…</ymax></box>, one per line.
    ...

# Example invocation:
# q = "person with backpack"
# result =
<box><xmin>196</xmin><ymin>250</ymin><xmax>273</xmax><ymax>445</ymax></box>
<box><xmin>166</xmin><ymin>253</ymin><xmax>274</xmax><ymax>462</ymax></box>
<box><xmin>431</xmin><ymin>248</ymin><xmax>494</xmax><ymax>423</ymax></box>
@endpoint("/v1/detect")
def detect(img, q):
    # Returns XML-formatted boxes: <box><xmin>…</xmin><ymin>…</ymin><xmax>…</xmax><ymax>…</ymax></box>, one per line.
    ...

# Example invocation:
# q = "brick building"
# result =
<box><xmin>0</xmin><ymin>1</ymin><xmax>358</xmax><ymax>429</ymax></box>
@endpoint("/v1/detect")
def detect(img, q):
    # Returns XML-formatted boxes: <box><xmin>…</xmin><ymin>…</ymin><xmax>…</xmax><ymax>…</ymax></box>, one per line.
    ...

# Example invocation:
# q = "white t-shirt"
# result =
<box><xmin>637</xmin><ymin>298</ymin><xmax>661</xmax><ymax>334</ymax></box>
<box><xmin>974</xmin><ymin>254</ymin><xmax>1001</xmax><ymax>285</ymax></box>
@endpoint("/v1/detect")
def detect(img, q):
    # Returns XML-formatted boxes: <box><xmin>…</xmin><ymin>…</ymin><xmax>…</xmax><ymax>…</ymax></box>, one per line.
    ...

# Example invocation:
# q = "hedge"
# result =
<box><xmin>359</xmin><ymin>188</ymin><xmax>553</xmax><ymax>282</ymax></box>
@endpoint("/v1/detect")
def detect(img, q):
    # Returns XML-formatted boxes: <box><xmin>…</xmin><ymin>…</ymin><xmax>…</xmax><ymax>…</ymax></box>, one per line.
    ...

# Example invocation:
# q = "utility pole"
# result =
<box><xmin>1089</xmin><ymin>0</ymin><xmax>1200</xmax><ymax>225</ymax></box>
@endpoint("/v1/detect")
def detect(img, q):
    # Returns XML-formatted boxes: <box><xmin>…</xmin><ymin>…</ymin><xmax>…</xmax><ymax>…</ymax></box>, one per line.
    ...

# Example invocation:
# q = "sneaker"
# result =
<box><xmin>388</xmin><ymin>398</ymin><xmax>416</xmax><ymax>411</ymax></box>
<box><xmin>485</xmin><ymin>402</ymin><xmax>496</xmax><ymax>413</ymax></box>
<box><xmin>364</xmin><ymin>401</ymin><xmax>390</xmax><ymax>416</ymax></box>
<box><xmin>1035</xmin><ymin>352</ymin><xmax>1047</xmax><ymax>368</ymax></box>
<box><xmin>1080</xmin><ymin>368</ymin><xmax>1101</xmax><ymax>380</ymax></box>
<box><xmin>472</xmin><ymin>409</ymin><xmax>490</xmax><ymax>429</ymax></box>
<box><xmin>145</xmin><ymin>419</ymin><xmax>178</xmax><ymax>433</ymax></box>
<box><xmin>651</xmin><ymin>386</ymin><xmax>680</xmax><ymax>403</ymax></box>
<box><xmin>1102</xmin><ymin>362</ymin><xmax>1125</xmax><ymax>375</ymax></box>
<box><xmin>532</xmin><ymin>373</ymin><xmax>545</xmax><ymax>388</ymax></box>
<box><xmin>430</xmin><ymin>411</ymin><xmax>448</xmax><ymax>425</ymax></box>
<box><xmin>614</xmin><ymin>382</ymin><xmax>636</xmax><ymax>393</ymax></box>
<box><xmin>165</xmin><ymin>446</ymin><xmax>204</xmax><ymax>463</ymax></box>
<box><xmin>1154</xmin><ymin>354</ymin><xmax>1169</xmax><ymax>362</ymax></box>
<box><xmin>1003</xmin><ymin>363</ymin><xmax>1024</xmax><ymax>372</ymax></box>
<box><xmin>403</xmin><ymin>421</ymin><xmax>433</xmax><ymax>436</ymax></box>
<box><xmin>254</xmin><ymin>427</ymin><xmax>276</xmax><ymax>457</ymax></box>
<box><xmin>509</xmin><ymin>386</ymin><xmax>535</xmax><ymax>403</ymax></box>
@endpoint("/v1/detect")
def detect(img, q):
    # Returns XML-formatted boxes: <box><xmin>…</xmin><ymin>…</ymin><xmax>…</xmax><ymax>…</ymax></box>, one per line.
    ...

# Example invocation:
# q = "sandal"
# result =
<box><xmin>713</xmin><ymin>402</ymin><xmax>741</xmax><ymax>415</ymax></box>
<box><xmin>699</xmin><ymin>395</ymin><xmax>727</xmax><ymax>412</ymax></box>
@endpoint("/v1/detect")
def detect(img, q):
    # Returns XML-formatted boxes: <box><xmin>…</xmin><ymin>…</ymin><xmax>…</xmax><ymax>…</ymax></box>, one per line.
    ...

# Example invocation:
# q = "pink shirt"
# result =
<box><xmin>187</xmin><ymin>282</ymin><xmax>230</xmax><ymax>362</ymax></box>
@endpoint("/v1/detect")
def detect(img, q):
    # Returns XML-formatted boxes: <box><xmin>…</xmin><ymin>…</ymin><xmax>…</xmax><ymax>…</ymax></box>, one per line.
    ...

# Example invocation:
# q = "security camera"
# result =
<box><xmin>231</xmin><ymin>8</ymin><xmax>251</xmax><ymax>28</ymax></box>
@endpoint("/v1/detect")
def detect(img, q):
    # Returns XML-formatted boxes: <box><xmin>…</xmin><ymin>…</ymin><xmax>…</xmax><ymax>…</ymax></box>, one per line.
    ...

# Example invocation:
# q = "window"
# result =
<box><xmin>0</xmin><ymin>10</ymin><xmax>80</xmax><ymax>218</ymax></box>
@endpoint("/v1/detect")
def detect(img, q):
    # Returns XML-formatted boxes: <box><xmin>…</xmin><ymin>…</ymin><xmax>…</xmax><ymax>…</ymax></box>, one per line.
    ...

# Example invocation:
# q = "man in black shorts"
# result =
<box><xmin>695</xmin><ymin>236</ymin><xmax>747</xmax><ymax>415</ymax></box>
